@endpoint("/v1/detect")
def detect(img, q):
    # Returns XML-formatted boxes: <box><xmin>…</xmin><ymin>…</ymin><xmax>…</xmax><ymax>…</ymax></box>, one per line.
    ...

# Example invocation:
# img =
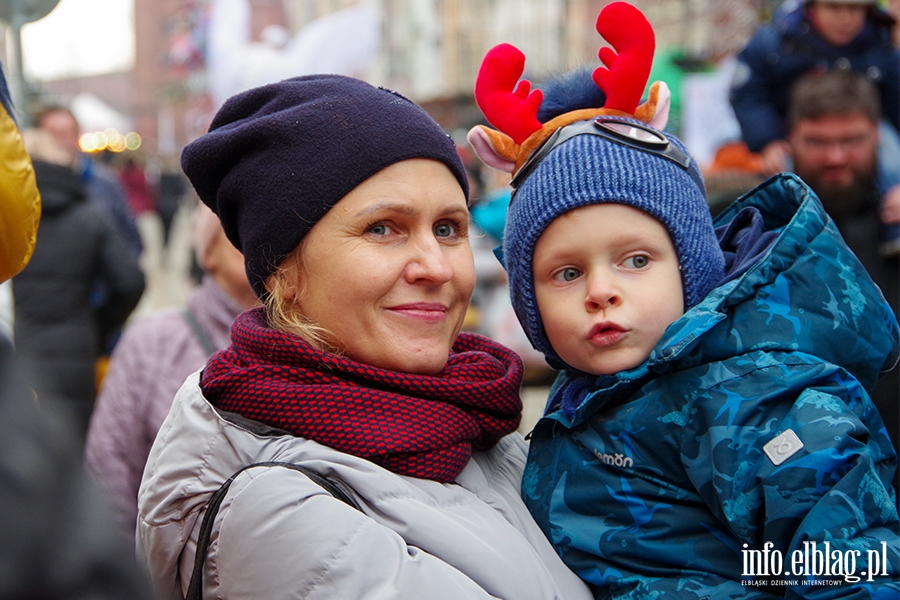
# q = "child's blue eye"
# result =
<box><xmin>555</xmin><ymin>267</ymin><xmax>582</xmax><ymax>282</ymax></box>
<box><xmin>624</xmin><ymin>255</ymin><xmax>649</xmax><ymax>269</ymax></box>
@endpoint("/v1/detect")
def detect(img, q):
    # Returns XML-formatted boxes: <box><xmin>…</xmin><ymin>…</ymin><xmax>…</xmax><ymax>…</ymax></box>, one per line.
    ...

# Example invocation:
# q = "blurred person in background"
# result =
<box><xmin>35</xmin><ymin>105</ymin><xmax>143</xmax><ymax>257</ymax></box>
<box><xmin>13</xmin><ymin>128</ymin><xmax>144</xmax><ymax>438</ymax></box>
<box><xmin>156</xmin><ymin>156</ymin><xmax>189</xmax><ymax>250</ymax></box>
<box><xmin>0</xmin><ymin>60</ymin><xmax>152</xmax><ymax>600</ymax></box>
<box><xmin>730</xmin><ymin>0</ymin><xmax>899</xmax><ymax>177</ymax></box>
<box><xmin>118</xmin><ymin>154</ymin><xmax>158</xmax><ymax>218</ymax></box>
<box><xmin>36</xmin><ymin>105</ymin><xmax>145</xmax><ymax>376</ymax></box>
<box><xmin>86</xmin><ymin>204</ymin><xmax>258</xmax><ymax>542</ymax></box>
<box><xmin>787</xmin><ymin>70</ymin><xmax>899</xmax><ymax>493</ymax></box>
<box><xmin>469</xmin><ymin>166</ymin><xmax>554</xmax><ymax>384</ymax></box>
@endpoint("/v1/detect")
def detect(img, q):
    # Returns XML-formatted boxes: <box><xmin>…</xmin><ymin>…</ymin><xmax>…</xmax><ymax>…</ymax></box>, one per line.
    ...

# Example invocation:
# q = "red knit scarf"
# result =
<box><xmin>200</xmin><ymin>308</ymin><xmax>524</xmax><ymax>482</ymax></box>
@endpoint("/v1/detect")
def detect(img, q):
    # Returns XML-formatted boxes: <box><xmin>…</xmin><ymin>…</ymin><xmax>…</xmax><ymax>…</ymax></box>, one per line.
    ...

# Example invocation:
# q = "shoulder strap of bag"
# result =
<box><xmin>182</xmin><ymin>307</ymin><xmax>216</xmax><ymax>358</ymax></box>
<box><xmin>184</xmin><ymin>461</ymin><xmax>361</xmax><ymax>600</ymax></box>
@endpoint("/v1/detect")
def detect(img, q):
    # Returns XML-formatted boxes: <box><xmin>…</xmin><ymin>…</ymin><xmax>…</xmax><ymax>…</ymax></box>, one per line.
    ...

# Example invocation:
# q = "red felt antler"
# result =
<box><xmin>592</xmin><ymin>1</ymin><xmax>655</xmax><ymax>115</ymax></box>
<box><xmin>469</xmin><ymin>2</ymin><xmax>666</xmax><ymax>174</ymax></box>
<box><xmin>473</xmin><ymin>43</ymin><xmax>544</xmax><ymax>145</ymax></box>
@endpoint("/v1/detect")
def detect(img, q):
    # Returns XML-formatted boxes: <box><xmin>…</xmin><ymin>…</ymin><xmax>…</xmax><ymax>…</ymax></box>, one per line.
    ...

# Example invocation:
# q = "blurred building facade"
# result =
<box><xmin>6</xmin><ymin>0</ymin><xmax>769</xmax><ymax>161</ymax></box>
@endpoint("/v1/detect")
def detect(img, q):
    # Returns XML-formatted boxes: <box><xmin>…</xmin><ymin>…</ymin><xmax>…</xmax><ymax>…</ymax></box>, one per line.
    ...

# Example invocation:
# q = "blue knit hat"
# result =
<box><xmin>503</xmin><ymin>116</ymin><xmax>724</xmax><ymax>368</ymax></box>
<box><xmin>181</xmin><ymin>74</ymin><xmax>469</xmax><ymax>297</ymax></box>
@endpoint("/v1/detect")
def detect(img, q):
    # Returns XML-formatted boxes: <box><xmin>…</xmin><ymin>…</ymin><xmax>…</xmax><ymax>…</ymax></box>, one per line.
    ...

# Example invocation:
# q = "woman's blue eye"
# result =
<box><xmin>555</xmin><ymin>267</ymin><xmax>581</xmax><ymax>282</ymax></box>
<box><xmin>434</xmin><ymin>222</ymin><xmax>456</xmax><ymax>237</ymax></box>
<box><xmin>624</xmin><ymin>255</ymin><xmax>650</xmax><ymax>269</ymax></box>
<box><xmin>368</xmin><ymin>223</ymin><xmax>390</xmax><ymax>235</ymax></box>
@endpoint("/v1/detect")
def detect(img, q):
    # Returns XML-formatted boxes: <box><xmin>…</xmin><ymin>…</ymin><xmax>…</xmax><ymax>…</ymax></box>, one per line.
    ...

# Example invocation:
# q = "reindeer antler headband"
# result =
<box><xmin>474</xmin><ymin>3</ymin><xmax>725</xmax><ymax>368</ymax></box>
<box><xmin>467</xmin><ymin>1</ymin><xmax>671</xmax><ymax>178</ymax></box>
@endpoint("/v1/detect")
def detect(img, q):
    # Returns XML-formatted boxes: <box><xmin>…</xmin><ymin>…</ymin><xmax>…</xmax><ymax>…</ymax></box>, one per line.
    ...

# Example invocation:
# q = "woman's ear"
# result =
<box><xmin>266</xmin><ymin>250</ymin><xmax>303</xmax><ymax>305</ymax></box>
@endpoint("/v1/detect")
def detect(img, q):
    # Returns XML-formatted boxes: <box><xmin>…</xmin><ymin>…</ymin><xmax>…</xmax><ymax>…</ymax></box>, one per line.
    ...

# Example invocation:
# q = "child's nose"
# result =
<box><xmin>584</xmin><ymin>273</ymin><xmax>620</xmax><ymax>311</ymax></box>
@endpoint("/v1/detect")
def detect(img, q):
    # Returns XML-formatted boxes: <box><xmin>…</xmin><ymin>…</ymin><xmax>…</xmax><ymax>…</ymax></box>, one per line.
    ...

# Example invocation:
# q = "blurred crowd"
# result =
<box><xmin>0</xmin><ymin>0</ymin><xmax>898</xmax><ymax>597</ymax></box>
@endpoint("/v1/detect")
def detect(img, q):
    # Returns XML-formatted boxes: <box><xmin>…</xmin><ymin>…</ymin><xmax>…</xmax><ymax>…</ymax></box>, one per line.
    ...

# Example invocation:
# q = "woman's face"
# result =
<box><xmin>290</xmin><ymin>158</ymin><xmax>474</xmax><ymax>375</ymax></box>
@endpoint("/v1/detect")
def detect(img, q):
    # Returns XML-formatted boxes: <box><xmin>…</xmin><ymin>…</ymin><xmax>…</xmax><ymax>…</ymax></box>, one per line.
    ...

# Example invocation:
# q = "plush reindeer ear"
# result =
<box><xmin>636</xmin><ymin>81</ymin><xmax>671</xmax><ymax>131</ymax></box>
<box><xmin>467</xmin><ymin>125</ymin><xmax>517</xmax><ymax>173</ymax></box>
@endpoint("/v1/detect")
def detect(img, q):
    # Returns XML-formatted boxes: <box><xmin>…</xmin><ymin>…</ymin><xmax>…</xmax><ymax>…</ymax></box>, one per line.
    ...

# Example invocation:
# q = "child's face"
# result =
<box><xmin>808</xmin><ymin>2</ymin><xmax>868</xmax><ymax>46</ymax></box>
<box><xmin>533</xmin><ymin>203</ymin><xmax>684</xmax><ymax>375</ymax></box>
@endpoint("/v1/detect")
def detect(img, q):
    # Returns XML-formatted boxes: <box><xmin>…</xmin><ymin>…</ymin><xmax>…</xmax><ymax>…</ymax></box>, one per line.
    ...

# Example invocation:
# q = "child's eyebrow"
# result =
<box><xmin>535</xmin><ymin>233</ymin><xmax>669</xmax><ymax>264</ymax></box>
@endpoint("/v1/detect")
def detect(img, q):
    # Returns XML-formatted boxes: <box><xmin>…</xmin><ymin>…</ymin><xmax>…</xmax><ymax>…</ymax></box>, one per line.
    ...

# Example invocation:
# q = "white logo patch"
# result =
<box><xmin>764</xmin><ymin>429</ymin><xmax>804</xmax><ymax>466</ymax></box>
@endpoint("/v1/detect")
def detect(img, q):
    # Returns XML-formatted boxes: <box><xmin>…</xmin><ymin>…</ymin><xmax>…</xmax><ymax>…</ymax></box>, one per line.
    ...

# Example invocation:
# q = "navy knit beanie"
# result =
<box><xmin>503</xmin><ymin>117</ymin><xmax>724</xmax><ymax>368</ymax></box>
<box><xmin>181</xmin><ymin>74</ymin><xmax>469</xmax><ymax>297</ymax></box>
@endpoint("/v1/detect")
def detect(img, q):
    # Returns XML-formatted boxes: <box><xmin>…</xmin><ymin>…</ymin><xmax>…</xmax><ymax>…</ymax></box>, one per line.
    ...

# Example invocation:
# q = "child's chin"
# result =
<box><xmin>577</xmin><ymin>355</ymin><xmax>643</xmax><ymax>377</ymax></box>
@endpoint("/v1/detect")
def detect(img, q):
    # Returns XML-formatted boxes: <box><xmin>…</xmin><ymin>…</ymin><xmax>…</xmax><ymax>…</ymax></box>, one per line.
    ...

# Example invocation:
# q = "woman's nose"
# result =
<box><xmin>404</xmin><ymin>235</ymin><xmax>453</xmax><ymax>284</ymax></box>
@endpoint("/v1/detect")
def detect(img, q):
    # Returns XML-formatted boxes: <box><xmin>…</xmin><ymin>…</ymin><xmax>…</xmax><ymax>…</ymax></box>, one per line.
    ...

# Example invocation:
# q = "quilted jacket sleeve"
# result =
<box><xmin>0</xmin><ymin>81</ymin><xmax>40</xmax><ymax>284</ymax></box>
<box><xmin>86</xmin><ymin>313</ymin><xmax>197</xmax><ymax>536</ymax></box>
<box><xmin>881</xmin><ymin>46</ymin><xmax>900</xmax><ymax>133</ymax></box>
<box><xmin>729</xmin><ymin>27</ymin><xmax>786</xmax><ymax>153</ymax></box>
<box><xmin>208</xmin><ymin>468</ymin><xmax>502</xmax><ymax>600</ymax></box>
<box><xmin>85</xmin><ymin>320</ymin><xmax>155</xmax><ymax>532</ymax></box>
<box><xmin>91</xmin><ymin>210</ymin><xmax>145</xmax><ymax>345</ymax></box>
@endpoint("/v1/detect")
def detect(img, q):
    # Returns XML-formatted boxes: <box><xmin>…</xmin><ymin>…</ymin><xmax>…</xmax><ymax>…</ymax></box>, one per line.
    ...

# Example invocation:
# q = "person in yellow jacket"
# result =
<box><xmin>0</xmin><ymin>63</ymin><xmax>154</xmax><ymax>598</ymax></box>
<box><xmin>0</xmin><ymin>71</ymin><xmax>40</xmax><ymax>284</ymax></box>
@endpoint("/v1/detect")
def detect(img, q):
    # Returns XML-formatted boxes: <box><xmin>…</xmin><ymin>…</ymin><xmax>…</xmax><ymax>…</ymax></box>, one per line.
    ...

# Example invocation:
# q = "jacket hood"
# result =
<box><xmin>31</xmin><ymin>160</ymin><xmax>85</xmax><ymax>215</ymax></box>
<box><xmin>555</xmin><ymin>174</ymin><xmax>900</xmax><ymax>425</ymax></box>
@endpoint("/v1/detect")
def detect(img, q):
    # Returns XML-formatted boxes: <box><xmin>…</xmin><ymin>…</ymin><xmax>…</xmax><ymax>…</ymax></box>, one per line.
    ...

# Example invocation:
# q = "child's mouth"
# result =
<box><xmin>587</xmin><ymin>323</ymin><xmax>626</xmax><ymax>347</ymax></box>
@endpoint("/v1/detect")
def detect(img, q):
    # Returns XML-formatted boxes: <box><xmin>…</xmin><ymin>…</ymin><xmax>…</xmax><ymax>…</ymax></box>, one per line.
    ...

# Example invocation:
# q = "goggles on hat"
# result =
<box><xmin>510</xmin><ymin>117</ymin><xmax>698</xmax><ymax>197</ymax></box>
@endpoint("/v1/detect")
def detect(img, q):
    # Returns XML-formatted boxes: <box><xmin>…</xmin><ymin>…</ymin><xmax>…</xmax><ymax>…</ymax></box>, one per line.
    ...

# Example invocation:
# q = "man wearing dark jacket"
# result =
<box><xmin>730</xmin><ymin>0</ymin><xmax>898</xmax><ymax>177</ymax></box>
<box><xmin>13</xmin><ymin>129</ymin><xmax>144</xmax><ymax>436</ymax></box>
<box><xmin>787</xmin><ymin>70</ymin><xmax>900</xmax><ymax>495</ymax></box>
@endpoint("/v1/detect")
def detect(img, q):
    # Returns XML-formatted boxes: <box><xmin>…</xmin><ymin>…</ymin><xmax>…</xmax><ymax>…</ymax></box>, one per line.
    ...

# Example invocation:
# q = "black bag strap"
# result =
<box><xmin>182</xmin><ymin>307</ymin><xmax>216</xmax><ymax>358</ymax></box>
<box><xmin>184</xmin><ymin>461</ymin><xmax>360</xmax><ymax>600</ymax></box>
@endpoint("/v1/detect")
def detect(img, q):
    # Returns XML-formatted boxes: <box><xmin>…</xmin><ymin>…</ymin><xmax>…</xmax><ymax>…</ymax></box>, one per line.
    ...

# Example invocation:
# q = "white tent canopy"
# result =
<box><xmin>207</xmin><ymin>0</ymin><xmax>381</xmax><ymax>110</ymax></box>
<box><xmin>70</xmin><ymin>92</ymin><xmax>132</xmax><ymax>133</ymax></box>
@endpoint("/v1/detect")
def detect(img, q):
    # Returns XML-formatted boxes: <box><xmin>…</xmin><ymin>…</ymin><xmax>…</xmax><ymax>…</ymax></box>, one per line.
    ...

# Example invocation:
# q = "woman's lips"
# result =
<box><xmin>388</xmin><ymin>302</ymin><xmax>449</xmax><ymax>321</ymax></box>
<box><xmin>587</xmin><ymin>322</ymin><xmax>626</xmax><ymax>347</ymax></box>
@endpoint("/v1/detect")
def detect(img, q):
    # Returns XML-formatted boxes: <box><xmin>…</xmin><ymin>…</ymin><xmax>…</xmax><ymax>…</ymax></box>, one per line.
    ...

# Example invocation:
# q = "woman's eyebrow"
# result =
<box><xmin>353</xmin><ymin>203</ymin><xmax>468</xmax><ymax>219</ymax></box>
<box><xmin>353</xmin><ymin>202</ymin><xmax>416</xmax><ymax>218</ymax></box>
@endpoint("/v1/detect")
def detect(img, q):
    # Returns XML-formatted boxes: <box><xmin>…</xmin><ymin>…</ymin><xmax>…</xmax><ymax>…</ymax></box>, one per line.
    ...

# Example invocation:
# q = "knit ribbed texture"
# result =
<box><xmin>181</xmin><ymin>74</ymin><xmax>469</xmax><ymax>297</ymax></box>
<box><xmin>201</xmin><ymin>308</ymin><xmax>524</xmax><ymax>482</ymax></box>
<box><xmin>504</xmin><ymin>118</ymin><xmax>724</xmax><ymax>368</ymax></box>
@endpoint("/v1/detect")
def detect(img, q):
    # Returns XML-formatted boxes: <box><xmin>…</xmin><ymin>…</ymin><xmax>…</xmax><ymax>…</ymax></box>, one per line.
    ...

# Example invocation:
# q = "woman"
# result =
<box><xmin>136</xmin><ymin>75</ymin><xmax>591</xmax><ymax>600</ymax></box>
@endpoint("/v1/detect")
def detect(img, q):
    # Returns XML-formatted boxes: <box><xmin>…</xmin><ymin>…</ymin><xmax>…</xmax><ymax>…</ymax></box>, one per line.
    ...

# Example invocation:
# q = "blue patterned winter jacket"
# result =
<box><xmin>522</xmin><ymin>175</ymin><xmax>900</xmax><ymax>599</ymax></box>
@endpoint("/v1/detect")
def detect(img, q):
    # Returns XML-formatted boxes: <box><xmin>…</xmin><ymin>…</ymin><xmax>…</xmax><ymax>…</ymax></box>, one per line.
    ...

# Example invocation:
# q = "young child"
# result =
<box><xmin>469</xmin><ymin>3</ymin><xmax>899</xmax><ymax>597</ymax></box>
